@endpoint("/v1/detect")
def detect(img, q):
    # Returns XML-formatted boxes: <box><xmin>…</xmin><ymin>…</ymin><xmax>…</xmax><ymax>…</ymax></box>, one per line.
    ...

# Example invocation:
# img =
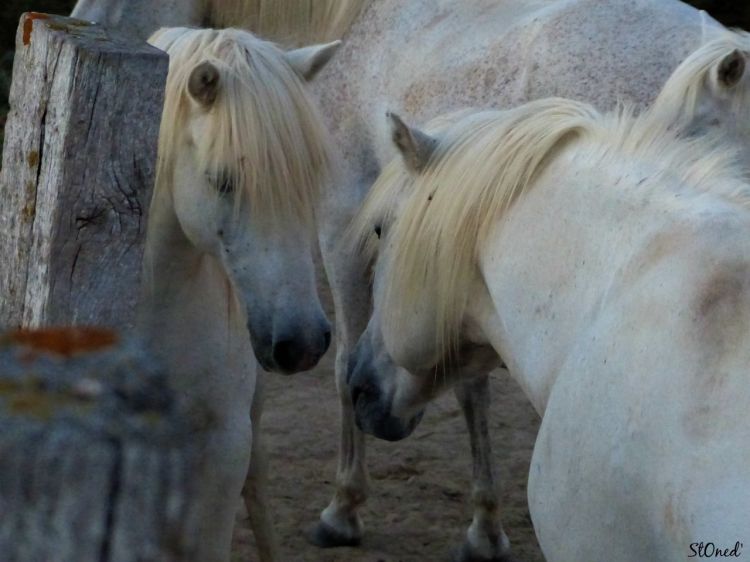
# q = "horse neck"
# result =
<box><xmin>472</xmin><ymin>143</ymin><xmax>750</xmax><ymax>415</ymax></box>
<box><xmin>139</xmin><ymin>187</ymin><xmax>256</xmax><ymax>415</ymax></box>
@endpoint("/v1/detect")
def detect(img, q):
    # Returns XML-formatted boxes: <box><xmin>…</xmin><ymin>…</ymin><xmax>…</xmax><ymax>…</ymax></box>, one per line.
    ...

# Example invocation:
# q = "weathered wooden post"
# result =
<box><xmin>0</xmin><ymin>13</ymin><xmax>168</xmax><ymax>331</ymax></box>
<box><xmin>0</xmin><ymin>327</ymin><xmax>205</xmax><ymax>561</ymax></box>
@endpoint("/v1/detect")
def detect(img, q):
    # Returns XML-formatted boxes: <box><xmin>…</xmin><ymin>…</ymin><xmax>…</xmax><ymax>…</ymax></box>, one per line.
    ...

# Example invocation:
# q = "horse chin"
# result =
<box><xmin>353</xmin><ymin>396</ymin><xmax>424</xmax><ymax>442</ymax></box>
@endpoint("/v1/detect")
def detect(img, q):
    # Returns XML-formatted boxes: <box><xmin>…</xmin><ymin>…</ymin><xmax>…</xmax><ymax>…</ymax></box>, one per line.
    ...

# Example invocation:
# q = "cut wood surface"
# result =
<box><xmin>0</xmin><ymin>13</ymin><xmax>167</xmax><ymax>331</ymax></box>
<box><xmin>0</xmin><ymin>327</ymin><xmax>205</xmax><ymax>562</ymax></box>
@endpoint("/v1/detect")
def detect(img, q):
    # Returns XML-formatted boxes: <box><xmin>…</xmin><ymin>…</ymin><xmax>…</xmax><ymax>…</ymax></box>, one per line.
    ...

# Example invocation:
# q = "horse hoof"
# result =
<box><xmin>452</xmin><ymin>541</ymin><xmax>521</xmax><ymax>562</ymax></box>
<box><xmin>306</xmin><ymin>520</ymin><xmax>362</xmax><ymax>548</ymax></box>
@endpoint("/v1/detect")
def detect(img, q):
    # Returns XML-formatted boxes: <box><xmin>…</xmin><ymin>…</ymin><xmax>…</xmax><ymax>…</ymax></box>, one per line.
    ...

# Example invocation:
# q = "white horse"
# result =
<box><xmin>70</xmin><ymin>0</ymin><xmax>369</xmax><ymax>44</ymax></box>
<box><xmin>138</xmin><ymin>27</ymin><xmax>338</xmax><ymax>562</ymax></box>
<box><xmin>338</xmin><ymin>30</ymin><xmax>750</xmax><ymax>560</ymax></box>
<box><xmin>348</xmin><ymin>89</ymin><xmax>750</xmax><ymax>561</ymax></box>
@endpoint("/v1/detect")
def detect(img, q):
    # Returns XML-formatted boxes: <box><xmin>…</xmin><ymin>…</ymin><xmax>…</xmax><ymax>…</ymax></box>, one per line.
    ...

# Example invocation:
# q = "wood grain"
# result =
<box><xmin>0</xmin><ymin>13</ymin><xmax>167</xmax><ymax>331</ymax></box>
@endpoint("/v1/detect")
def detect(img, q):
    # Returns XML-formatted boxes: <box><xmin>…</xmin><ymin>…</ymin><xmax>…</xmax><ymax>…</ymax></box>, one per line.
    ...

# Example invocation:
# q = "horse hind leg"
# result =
<box><xmin>453</xmin><ymin>374</ymin><xmax>518</xmax><ymax>562</ymax></box>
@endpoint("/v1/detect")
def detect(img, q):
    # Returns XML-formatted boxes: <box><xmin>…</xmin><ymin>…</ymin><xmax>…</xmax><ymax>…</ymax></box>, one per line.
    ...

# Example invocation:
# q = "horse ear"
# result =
<box><xmin>715</xmin><ymin>49</ymin><xmax>746</xmax><ymax>89</ymax></box>
<box><xmin>387</xmin><ymin>112</ymin><xmax>437</xmax><ymax>173</ymax></box>
<box><xmin>285</xmin><ymin>40</ymin><xmax>342</xmax><ymax>81</ymax></box>
<box><xmin>188</xmin><ymin>61</ymin><xmax>221</xmax><ymax>107</ymax></box>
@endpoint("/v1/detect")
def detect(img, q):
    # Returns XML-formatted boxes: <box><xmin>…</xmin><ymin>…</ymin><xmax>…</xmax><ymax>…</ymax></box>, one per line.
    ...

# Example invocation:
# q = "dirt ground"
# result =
<box><xmin>231</xmin><ymin>346</ymin><xmax>545</xmax><ymax>562</ymax></box>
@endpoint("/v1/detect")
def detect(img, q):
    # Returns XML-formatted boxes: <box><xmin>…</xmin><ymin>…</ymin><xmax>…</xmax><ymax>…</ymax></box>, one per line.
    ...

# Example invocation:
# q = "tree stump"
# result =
<box><xmin>0</xmin><ymin>327</ymin><xmax>205</xmax><ymax>562</ymax></box>
<box><xmin>0</xmin><ymin>13</ymin><xmax>168</xmax><ymax>331</ymax></box>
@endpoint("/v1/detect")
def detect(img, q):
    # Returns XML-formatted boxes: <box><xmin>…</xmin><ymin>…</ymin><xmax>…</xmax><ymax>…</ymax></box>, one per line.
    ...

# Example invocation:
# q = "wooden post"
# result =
<box><xmin>0</xmin><ymin>13</ymin><xmax>168</xmax><ymax>331</ymax></box>
<box><xmin>0</xmin><ymin>327</ymin><xmax>205</xmax><ymax>562</ymax></box>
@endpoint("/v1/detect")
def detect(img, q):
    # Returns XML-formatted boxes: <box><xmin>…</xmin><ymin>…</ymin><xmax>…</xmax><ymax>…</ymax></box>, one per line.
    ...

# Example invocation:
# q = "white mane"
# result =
<box><xmin>353</xmin><ymin>97</ymin><xmax>749</xmax><ymax>357</ymax></box>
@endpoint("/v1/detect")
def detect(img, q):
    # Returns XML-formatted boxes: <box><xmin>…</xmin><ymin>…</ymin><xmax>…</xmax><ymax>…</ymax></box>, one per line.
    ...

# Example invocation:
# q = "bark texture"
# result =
<box><xmin>0</xmin><ymin>13</ymin><xmax>167</xmax><ymax>330</ymax></box>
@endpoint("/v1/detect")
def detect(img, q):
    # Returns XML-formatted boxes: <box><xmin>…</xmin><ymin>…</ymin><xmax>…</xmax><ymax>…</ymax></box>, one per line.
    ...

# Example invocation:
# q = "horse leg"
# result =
<box><xmin>192</xmin><ymin>421</ymin><xmax>253</xmax><ymax>562</ymax></box>
<box><xmin>308</xmin><ymin>333</ymin><xmax>369</xmax><ymax>547</ymax></box>
<box><xmin>309</xmin><ymin>195</ymin><xmax>372</xmax><ymax>548</ymax></box>
<box><xmin>241</xmin><ymin>370</ymin><xmax>278</xmax><ymax>562</ymax></box>
<box><xmin>453</xmin><ymin>374</ymin><xmax>517</xmax><ymax>562</ymax></box>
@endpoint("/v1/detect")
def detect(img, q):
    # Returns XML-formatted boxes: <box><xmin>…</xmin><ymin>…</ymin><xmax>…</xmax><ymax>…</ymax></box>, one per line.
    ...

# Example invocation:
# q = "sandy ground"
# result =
<box><xmin>231</xmin><ymin>350</ymin><xmax>545</xmax><ymax>562</ymax></box>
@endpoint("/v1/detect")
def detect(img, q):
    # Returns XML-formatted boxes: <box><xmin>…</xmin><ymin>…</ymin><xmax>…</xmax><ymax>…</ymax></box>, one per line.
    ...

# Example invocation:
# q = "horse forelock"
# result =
<box><xmin>363</xmin><ymin>96</ymin><xmax>750</xmax><ymax>361</ymax></box>
<box><xmin>150</xmin><ymin>27</ymin><xmax>333</xmax><ymax>230</ymax></box>
<box><xmin>652</xmin><ymin>28</ymin><xmax>750</xmax><ymax>131</ymax></box>
<box><xmin>349</xmin><ymin>108</ymin><xmax>485</xmax><ymax>264</ymax></box>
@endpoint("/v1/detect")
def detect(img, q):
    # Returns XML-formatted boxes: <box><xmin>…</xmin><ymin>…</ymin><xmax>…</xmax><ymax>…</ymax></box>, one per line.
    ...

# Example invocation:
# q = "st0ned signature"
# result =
<box><xmin>689</xmin><ymin>542</ymin><xmax>743</xmax><ymax>558</ymax></box>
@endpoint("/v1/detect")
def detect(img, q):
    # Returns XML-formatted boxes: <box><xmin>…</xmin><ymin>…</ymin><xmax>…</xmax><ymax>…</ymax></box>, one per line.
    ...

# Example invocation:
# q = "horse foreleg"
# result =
<box><xmin>192</xmin><ymin>422</ymin><xmax>252</xmax><ymax>562</ymax></box>
<box><xmin>308</xmin><ymin>342</ymin><xmax>369</xmax><ymax>547</ymax></box>
<box><xmin>453</xmin><ymin>374</ymin><xmax>517</xmax><ymax>562</ymax></box>
<box><xmin>242</xmin><ymin>371</ymin><xmax>278</xmax><ymax>562</ymax></box>
<box><xmin>309</xmin><ymin>213</ymin><xmax>372</xmax><ymax>548</ymax></box>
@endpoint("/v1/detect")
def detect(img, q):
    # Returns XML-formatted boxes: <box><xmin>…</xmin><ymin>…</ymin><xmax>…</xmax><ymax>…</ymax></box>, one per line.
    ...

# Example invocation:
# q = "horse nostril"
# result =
<box><xmin>323</xmin><ymin>329</ymin><xmax>332</xmax><ymax>353</ymax></box>
<box><xmin>272</xmin><ymin>339</ymin><xmax>304</xmax><ymax>373</ymax></box>
<box><xmin>272</xmin><ymin>333</ymin><xmax>328</xmax><ymax>373</ymax></box>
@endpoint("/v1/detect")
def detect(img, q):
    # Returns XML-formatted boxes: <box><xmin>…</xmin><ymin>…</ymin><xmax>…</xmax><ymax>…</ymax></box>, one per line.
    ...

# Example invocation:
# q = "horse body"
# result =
<box><xmin>480</xmin><ymin>144</ymin><xmax>750</xmax><ymax>561</ymax></box>
<box><xmin>348</xmin><ymin>97</ymin><xmax>750</xmax><ymax>560</ymax></box>
<box><xmin>314</xmin><ymin>0</ymin><xmax>711</xmax><ymax>179</ymax></box>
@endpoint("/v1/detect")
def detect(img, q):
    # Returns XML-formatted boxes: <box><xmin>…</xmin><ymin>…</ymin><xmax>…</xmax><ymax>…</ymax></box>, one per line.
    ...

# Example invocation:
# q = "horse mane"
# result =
<box><xmin>652</xmin><ymin>27</ymin><xmax>750</xmax><ymax>130</ymax></box>
<box><xmin>207</xmin><ymin>0</ymin><xmax>371</xmax><ymax>45</ymax></box>
<box><xmin>149</xmin><ymin>27</ymin><xmax>333</xmax><ymax>231</ymax></box>
<box><xmin>353</xmin><ymin>97</ymin><xmax>749</xmax><ymax>358</ymax></box>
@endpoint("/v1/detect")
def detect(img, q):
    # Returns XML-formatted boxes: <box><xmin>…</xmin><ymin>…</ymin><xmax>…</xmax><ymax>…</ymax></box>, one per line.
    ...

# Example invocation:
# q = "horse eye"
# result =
<box><xmin>208</xmin><ymin>172</ymin><xmax>235</xmax><ymax>195</ymax></box>
<box><xmin>217</xmin><ymin>175</ymin><xmax>234</xmax><ymax>195</ymax></box>
<box><xmin>374</xmin><ymin>225</ymin><xmax>382</xmax><ymax>239</ymax></box>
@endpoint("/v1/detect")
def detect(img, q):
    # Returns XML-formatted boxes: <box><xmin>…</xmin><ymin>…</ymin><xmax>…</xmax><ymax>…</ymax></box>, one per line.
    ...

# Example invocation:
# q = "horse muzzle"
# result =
<box><xmin>348</xmin><ymin>352</ymin><xmax>423</xmax><ymax>442</ymax></box>
<box><xmin>250</xmin><ymin>318</ymin><xmax>331</xmax><ymax>375</ymax></box>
